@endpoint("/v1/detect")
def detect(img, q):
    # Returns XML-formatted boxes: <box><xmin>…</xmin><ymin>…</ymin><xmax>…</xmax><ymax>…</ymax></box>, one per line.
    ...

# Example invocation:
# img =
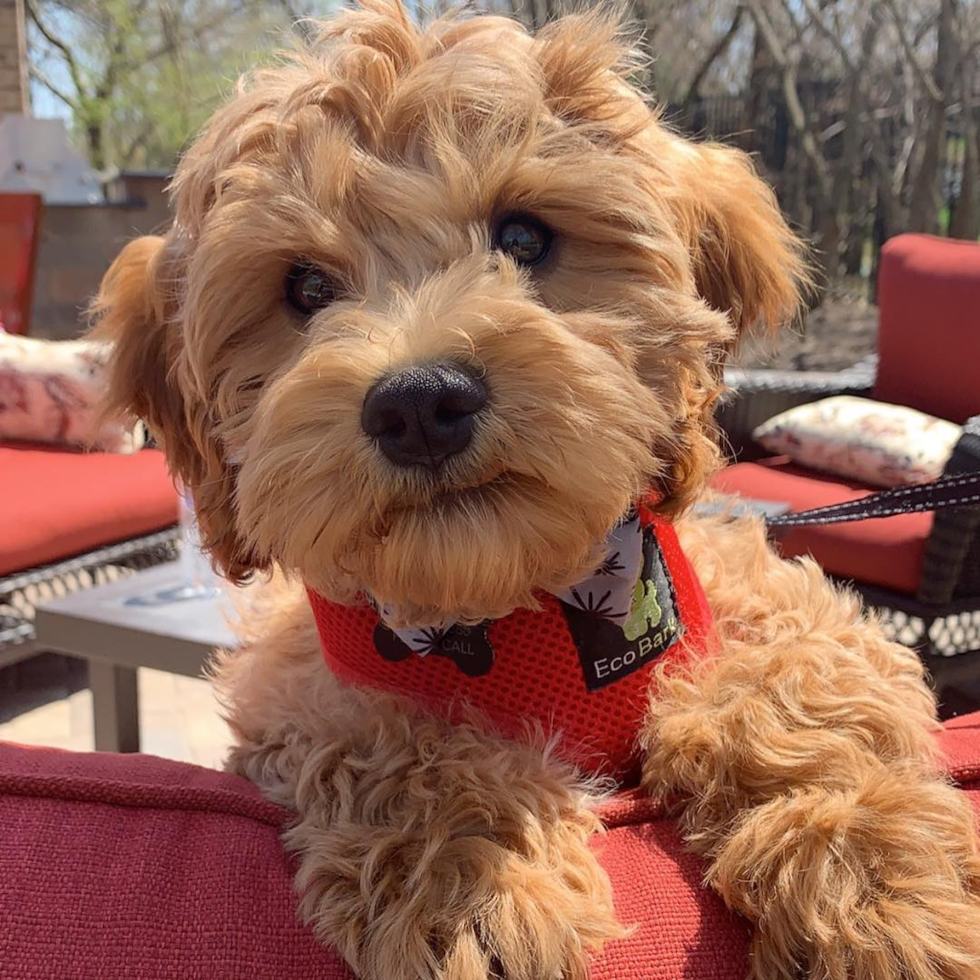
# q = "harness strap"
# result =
<box><xmin>765</xmin><ymin>471</ymin><xmax>980</xmax><ymax>530</ymax></box>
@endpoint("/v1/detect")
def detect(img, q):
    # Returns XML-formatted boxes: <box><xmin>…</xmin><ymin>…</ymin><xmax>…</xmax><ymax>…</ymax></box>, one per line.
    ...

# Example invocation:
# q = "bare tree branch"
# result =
<box><xmin>914</xmin><ymin>12</ymin><xmax>938</xmax><ymax>47</ymax></box>
<box><xmin>26</xmin><ymin>0</ymin><xmax>89</xmax><ymax>101</ymax></box>
<box><xmin>796</xmin><ymin>0</ymin><xmax>855</xmax><ymax>71</ymax></box>
<box><xmin>744</xmin><ymin>0</ymin><xmax>833</xmax><ymax>199</ymax></box>
<box><xmin>114</xmin><ymin>4</ymin><xmax>250</xmax><ymax>78</ymax></box>
<box><xmin>27</xmin><ymin>64</ymin><xmax>78</xmax><ymax>109</ymax></box>
<box><xmin>93</xmin><ymin>2</ymin><xmax>263</xmax><ymax>90</ymax></box>
<box><xmin>907</xmin><ymin>0</ymin><xmax>954</xmax><ymax>230</ymax></box>
<box><xmin>119</xmin><ymin>119</ymin><xmax>155</xmax><ymax>168</ymax></box>
<box><xmin>681</xmin><ymin>5</ymin><xmax>744</xmax><ymax>117</ymax></box>
<box><xmin>277</xmin><ymin>0</ymin><xmax>319</xmax><ymax>39</ymax></box>
<box><xmin>881</xmin><ymin>0</ymin><xmax>943</xmax><ymax>103</ymax></box>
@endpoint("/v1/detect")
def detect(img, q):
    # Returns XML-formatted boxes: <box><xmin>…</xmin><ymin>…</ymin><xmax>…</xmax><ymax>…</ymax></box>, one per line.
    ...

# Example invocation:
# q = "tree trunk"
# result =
<box><xmin>745</xmin><ymin>0</ymin><xmax>835</xmax><ymax>292</ymax></box>
<box><xmin>741</xmin><ymin>19</ymin><xmax>772</xmax><ymax>155</ymax></box>
<box><xmin>86</xmin><ymin>122</ymin><xmax>105</xmax><ymax>172</ymax></box>
<box><xmin>949</xmin><ymin>31</ymin><xmax>979</xmax><ymax>240</ymax></box>
<box><xmin>814</xmin><ymin>206</ymin><xmax>842</xmax><ymax>288</ymax></box>
<box><xmin>909</xmin><ymin>0</ymin><xmax>954</xmax><ymax>232</ymax></box>
<box><xmin>681</xmin><ymin>5</ymin><xmax>744</xmax><ymax>131</ymax></box>
<box><xmin>834</xmin><ymin>7</ymin><xmax>881</xmax><ymax>275</ymax></box>
<box><xmin>949</xmin><ymin>127</ymin><xmax>979</xmax><ymax>240</ymax></box>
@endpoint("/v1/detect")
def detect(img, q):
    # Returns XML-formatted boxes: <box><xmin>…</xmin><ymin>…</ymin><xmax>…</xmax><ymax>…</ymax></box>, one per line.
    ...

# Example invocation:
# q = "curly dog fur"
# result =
<box><xmin>93</xmin><ymin>3</ymin><xmax>980</xmax><ymax>977</ymax></box>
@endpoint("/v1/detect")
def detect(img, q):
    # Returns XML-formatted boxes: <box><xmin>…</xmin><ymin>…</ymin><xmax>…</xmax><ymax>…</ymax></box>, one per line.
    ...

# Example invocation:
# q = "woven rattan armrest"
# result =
<box><xmin>717</xmin><ymin>356</ymin><xmax>877</xmax><ymax>461</ymax></box>
<box><xmin>919</xmin><ymin>415</ymin><xmax>980</xmax><ymax>605</ymax></box>
<box><xmin>0</xmin><ymin>527</ymin><xmax>178</xmax><ymax>655</ymax></box>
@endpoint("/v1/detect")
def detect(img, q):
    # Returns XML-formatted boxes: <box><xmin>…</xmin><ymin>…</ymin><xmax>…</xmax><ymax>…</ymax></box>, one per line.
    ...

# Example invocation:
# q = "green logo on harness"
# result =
<box><xmin>623</xmin><ymin>578</ymin><xmax>663</xmax><ymax>641</ymax></box>
<box><xmin>561</xmin><ymin>525</ymin><xmax>684</xmax><ymax>692</ymax></box>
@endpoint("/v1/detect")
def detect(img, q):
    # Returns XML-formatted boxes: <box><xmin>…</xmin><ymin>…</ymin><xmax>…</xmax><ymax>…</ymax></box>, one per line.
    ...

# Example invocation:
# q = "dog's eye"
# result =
<box><xmin>494</xmin><ymin>215</ymin><xmax>552</xmax><ymax>267</ymax></box>
<box><xmin>286</xmin><ymin>263</ymin><xmax>338</xmax><ymax>315</ymax></box>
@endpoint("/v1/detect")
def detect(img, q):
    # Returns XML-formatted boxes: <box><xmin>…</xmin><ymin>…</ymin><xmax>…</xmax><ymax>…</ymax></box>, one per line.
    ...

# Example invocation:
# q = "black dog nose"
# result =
<box><xmin>361</xmin><ymin>362</ymin><xmax>487</xmax><ymax>467</ymax></box>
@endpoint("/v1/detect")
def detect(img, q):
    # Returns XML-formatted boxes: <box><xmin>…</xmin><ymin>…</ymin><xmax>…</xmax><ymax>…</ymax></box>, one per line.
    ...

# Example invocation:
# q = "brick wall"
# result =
<box><xmin>0</xmin><ymin>0</ymin><xmax>29</xmax><ymax>117</ymax></box>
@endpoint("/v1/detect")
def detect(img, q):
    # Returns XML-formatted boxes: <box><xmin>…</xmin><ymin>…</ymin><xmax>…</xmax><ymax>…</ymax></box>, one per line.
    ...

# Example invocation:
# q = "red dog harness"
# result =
<box><xmin>308</xmin><ymin>500</ymin><xmax>714</xmax><ymax>783</ymax></box>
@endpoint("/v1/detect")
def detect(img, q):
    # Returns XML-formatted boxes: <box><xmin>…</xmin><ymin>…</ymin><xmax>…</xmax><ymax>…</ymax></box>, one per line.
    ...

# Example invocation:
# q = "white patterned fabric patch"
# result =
<box><xmin>0</xmin><ymin>331</ymin><xmax>143</xmax><ymax>452</ymax></box>
<box><xmin>753</xmin><ymin>395</ymin><xmax>961</xmax><ymax>489</ymax></box>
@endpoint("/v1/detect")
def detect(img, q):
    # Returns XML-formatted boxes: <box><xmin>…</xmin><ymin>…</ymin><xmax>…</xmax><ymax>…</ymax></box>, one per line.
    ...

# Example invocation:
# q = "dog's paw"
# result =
<box><xmin>289</xmin><ymin>815</ymin><xmax>626</xmax><ymax>980</ymax></box>
<box><xmin>714</xmin><ymin>770</ymin><xmax>980</xmax><ymax>980</ymax></box>
<box><xmin>435</xmin><ymin>858</ymin><xmax>624</xmax><ymax>980</ymax></box>
<box><xmin>749</xmin><ymin>892</ymin><xmax>980</xmax><ymax>980</ymax></box>
<box><xmin>279</xmin><ymin>713</ymin><xmax>627</xmax><ymax>980</ymax></box>
<box><xmin>784</xmin><ymin>895</ymin><xmax>980</xmax><ymax>980</ymax></box>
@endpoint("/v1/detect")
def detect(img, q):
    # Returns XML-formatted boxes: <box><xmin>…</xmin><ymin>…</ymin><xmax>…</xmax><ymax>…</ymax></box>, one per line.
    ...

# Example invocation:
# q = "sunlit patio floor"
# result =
<box><xmin>0</xmin><ymin>654</ymin><xmax>231</xmax><ymax>768</ymax></box>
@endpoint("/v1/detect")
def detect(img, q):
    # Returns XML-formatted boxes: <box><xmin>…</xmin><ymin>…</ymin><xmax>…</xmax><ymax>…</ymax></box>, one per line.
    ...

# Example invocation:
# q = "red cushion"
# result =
<box><xmin>0</xmin><ymin>193</ymin><xmax>41</xmax><ymax>336</ymax></box>
<box><xmin>2</xmin><ymin>717</ymin><xmax>980</xmax><ymax>979</ymax></box>
<box><xmin>875</xmin><ymin>234</ymin><xmax>980</xmax><ymax>424</ymax></box>
<box><xmin>712</xmin><ymin>458</ymin><xmax>933</xmax><ymax>595</ymax></box>
<box><xmin>0</xmin><ymin>443</ymin><xmax>178</xmax><ymax>576</ymax></box>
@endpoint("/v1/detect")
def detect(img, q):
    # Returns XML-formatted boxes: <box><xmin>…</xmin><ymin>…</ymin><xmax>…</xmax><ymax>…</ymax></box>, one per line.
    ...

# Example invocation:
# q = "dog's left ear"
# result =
<box><xmin>665</xmin><ymin>138</ymin><xmax>808</xmax><ymax>342</ymax></box>
<box><xmin>650</xmin><ymin>138</ymin><xmax>808</xmax><ymax>512</ymax></box>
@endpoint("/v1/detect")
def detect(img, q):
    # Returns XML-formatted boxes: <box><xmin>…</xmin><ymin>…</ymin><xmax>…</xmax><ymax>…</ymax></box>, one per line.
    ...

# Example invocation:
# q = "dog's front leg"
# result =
<box><xmin>212</xmin><ymin>589</ymin><xmax>625</xmax><ymax>980</ymax></box>
<box><xmin>642</xmin><ymin>516</ymin><xmax>980</xmax><ymax>980</ymax></box>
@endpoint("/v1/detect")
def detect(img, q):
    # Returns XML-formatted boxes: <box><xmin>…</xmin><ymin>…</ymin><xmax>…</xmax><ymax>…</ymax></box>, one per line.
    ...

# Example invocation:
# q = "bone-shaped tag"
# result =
<box><xmin>373</xmin><ymin>621</ymin><xmax>495</xmax><ymax>677</ymax></box>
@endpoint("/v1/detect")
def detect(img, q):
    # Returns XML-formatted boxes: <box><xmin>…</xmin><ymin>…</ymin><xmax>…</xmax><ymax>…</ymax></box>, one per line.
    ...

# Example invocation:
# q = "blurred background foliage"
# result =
<box><xmin>25</xmin><ymin>0</ymin><xmax>980</xmax><ymax>288</ymax></box>
<box><xmin>26</xmin><ymin>0</ymin><xmax>331</xmax><ymax>171</ymax></box>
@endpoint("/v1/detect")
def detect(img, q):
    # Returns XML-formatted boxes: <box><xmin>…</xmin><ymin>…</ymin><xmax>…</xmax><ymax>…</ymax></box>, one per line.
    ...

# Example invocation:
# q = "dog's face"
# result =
<box><xmin>94</xmin><ymin>1</ymin><xmax>804</xmax><ymax>625</ymax></box>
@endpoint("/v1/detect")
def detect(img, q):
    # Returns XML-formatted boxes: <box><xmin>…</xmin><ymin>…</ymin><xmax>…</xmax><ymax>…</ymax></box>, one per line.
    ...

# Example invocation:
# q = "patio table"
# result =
<box><xmin>34</xmin><ymin>563</ymin><xmax>238</xmax><ymax>752</ymax></box>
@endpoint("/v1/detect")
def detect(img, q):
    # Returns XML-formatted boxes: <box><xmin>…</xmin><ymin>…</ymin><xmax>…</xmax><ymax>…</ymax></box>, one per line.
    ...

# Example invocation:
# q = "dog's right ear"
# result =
<box><xmin>91</xmin><ymin>235</ymin><xmax>259</xmax><ymax>583</ymax></box>
<box><xmin>91</xmin><ymin>236</ymin><xmax>178</xmax><ymax>434</ymax></box>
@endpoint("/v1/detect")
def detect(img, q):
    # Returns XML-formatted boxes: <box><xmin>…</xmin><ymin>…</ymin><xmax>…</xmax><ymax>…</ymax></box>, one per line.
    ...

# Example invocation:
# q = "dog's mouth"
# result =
<box><xmin>436</xmin><ymin>464</ymin><xmax>518</xmax><ymax>499</ymax></box>
<box><xmin>389</xmin><ymin>466</ymin><xmax>525</xmax><ymax>516</ymax></box>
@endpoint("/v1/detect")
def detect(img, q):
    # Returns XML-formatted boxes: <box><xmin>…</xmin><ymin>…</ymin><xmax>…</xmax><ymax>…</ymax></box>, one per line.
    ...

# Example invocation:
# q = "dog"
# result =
<box><xmin>92</xmin><ymin>3</ymin><xmax>980</xmax><ymax>977</ymax></box>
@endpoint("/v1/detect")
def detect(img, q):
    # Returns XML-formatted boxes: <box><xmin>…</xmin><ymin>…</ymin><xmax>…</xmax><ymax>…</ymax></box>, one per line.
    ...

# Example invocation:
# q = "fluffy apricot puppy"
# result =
<box><xmin>93</xmin><ymin>3</ymin><xmax>980</xmax><ymax>978</ymax></box>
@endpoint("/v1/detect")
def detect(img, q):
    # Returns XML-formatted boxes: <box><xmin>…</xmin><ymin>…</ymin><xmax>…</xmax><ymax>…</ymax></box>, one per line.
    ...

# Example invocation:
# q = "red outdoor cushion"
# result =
<box><xmin>0</xmin><ymin>443</ymin><xmax>178</xmax><ymax>576</ymax></box>
<box><xmin>2</xmin><ymin>718</ymin><xmax>980</xmax><ymax>979</ymax></box>
<box><xmin>875</xmin><ymin>234</ymin><xmax>980</xmax><ymax>424</ymax></box>
<box><xmin>713</xmin><ymin>457</ymin><xmax>933</xmax><ymax>595</ymax></box>
<box><xmin>0</xmin><ymin>193</ymin><xmax>41</xmax><ymax>336</ymax></box>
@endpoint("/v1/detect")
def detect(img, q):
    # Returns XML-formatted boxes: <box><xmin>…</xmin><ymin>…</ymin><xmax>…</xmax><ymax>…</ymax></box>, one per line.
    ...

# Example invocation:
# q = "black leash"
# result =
<box><xmin>765</xmin><ymin>471</ymin><xmax>980</xmax><ymax>530</ymax></box>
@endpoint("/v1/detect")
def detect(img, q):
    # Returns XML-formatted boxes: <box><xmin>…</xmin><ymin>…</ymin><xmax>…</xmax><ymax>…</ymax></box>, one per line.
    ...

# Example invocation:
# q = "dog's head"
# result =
<box><xmin>93</xmin><ymin>0</ymin><xmax>805</xmax><ymax>625</ymax></box>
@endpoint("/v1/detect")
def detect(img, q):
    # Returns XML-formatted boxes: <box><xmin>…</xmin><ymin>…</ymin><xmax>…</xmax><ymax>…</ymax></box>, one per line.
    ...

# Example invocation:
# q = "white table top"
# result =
<box><xmin>35</xmin><ymin>563</ymin><xmax>241</xmax><ymax>677</ymax></box>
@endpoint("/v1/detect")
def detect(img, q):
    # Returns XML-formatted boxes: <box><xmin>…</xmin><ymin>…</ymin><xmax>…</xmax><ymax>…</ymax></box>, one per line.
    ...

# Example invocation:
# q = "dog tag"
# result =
<box><xmin>373</xmin><ymin>622</ymin><xmax>495</xmax><ymax>677</ymax></box>
<box><xmin>434</xmin><ymin>623</ymin><xmax>495</xmax><ymax>677</ymax></box>
<box><xmin>373</xmin><ymin>623</ymin><xmax>416</xmax><ymax>663</ymax></box>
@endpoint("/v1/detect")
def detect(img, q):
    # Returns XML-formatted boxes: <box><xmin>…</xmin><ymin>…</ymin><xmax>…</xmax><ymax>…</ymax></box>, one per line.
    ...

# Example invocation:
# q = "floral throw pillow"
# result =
<box><xmin>753</xmin><ymin>396</ymin><xmax>961</xmax><ymax>488</ymax></box>
<box><xmin>0</xmin><ymin>330</ymin><xmax>144</xmax><ymax>453</ymax></box>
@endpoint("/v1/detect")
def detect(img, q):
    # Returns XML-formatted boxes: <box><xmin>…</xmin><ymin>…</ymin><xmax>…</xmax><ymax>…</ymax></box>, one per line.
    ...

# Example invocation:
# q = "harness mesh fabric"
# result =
<box><xmin>308</xmin><ymin>505</ymin><xmax>715</xmax><ymax>782</ymax></box>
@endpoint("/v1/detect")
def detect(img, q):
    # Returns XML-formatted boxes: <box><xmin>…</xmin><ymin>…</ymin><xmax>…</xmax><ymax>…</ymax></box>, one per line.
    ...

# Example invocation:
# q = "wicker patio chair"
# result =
<box><xmin>0</xmin><ymin>529</ymin><xmax>179</xmax><ymax>669</ymax></box>
<box><xmin>714</xmin><ymin>234</ymin><xmax>980</xmax><ymax>659</ymax></box>
<box><xmin>0</xmin><ymin>443</ymin><xmax>180</xmax><ymax>668</ymax></box>
<box><xmin>0</xmin><ymin>196</ymin><xmax>179</xmax><ymax>668</ymax></box>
